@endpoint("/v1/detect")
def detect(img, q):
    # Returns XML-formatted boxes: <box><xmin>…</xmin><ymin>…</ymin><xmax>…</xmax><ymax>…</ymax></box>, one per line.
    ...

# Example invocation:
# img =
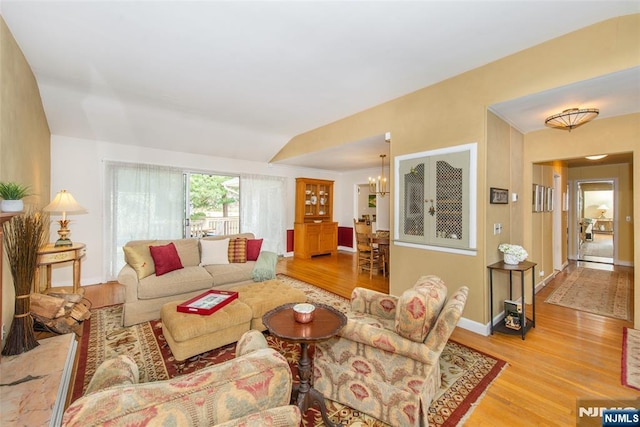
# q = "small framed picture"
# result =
<box><xmin>489</xmin><ymin>187</ymin><xmax>508</xmax><ymax>204</ymax></box>
<box><xmin>546</xmin><ymin>187</ymin><xmax>554</xmax><ymax>211</ymax></box>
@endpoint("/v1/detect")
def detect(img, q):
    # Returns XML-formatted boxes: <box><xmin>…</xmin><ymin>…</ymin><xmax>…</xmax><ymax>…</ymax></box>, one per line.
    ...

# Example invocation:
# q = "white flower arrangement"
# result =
<box><xmin>498</xmin><ymin>244</ymin><xmax>528</xmax><ymax>262</ymax></box>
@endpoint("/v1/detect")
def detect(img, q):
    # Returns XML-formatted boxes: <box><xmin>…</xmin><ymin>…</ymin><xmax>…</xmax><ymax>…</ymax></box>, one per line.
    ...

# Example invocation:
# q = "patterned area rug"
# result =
<box><xmin>544</xmin><ymin>268</ymin><xmax>629</xmax><ymax>320</ymax></box>
<box><xmin>71</xmin><ymin>275</ymin><xmax>506</xmax><ymax>426</ymax></box>
<box><xmin>622</xmin><ymin>327</ymin><xmax>640</xmax><ymax>391</ymax></box>
<box><xmin>581</xmin><ymin>233</ymin><xmax>614</xmax><ymax>258</ymax></box>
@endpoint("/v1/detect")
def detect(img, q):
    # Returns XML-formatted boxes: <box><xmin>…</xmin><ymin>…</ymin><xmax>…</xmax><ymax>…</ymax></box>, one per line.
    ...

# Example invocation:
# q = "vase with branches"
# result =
<box><xmin>2</xmin><ymin>208</ymin><xmax>49</xmax><ymax>355</ymax></box>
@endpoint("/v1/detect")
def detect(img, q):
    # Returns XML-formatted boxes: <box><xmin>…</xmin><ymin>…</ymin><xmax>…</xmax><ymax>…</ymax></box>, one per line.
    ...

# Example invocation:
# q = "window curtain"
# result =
<box><xmin>104</xmin><ymin>161</ymin><xmax>185</xmax><ymax>279</ymax></box>
<box><xmin>240</xmin><ymin>174</ymin><xmax>287</xmax><ymax>255</ymax></box>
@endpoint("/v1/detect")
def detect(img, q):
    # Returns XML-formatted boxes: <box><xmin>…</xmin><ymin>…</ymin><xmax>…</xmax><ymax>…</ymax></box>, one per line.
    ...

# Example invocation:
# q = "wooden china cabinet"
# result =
<box><xmin>294</xmin><ymin>178</ymin><xmax>338</xmax><ymax>259</ymax></box>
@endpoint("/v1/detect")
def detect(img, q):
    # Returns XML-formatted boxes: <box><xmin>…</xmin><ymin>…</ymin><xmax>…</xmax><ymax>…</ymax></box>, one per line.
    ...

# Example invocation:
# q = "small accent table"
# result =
<box><xmin>262</xmin><ymin>303</ymin><xmax>347</xmax><ymax>427</ymax></box>
<box><xmin>487</xmin><ymin>260</ymin><xmax>537</xmax><ymax>340</ymax></box>
<box><xmin>34</xmin><ymin>243</ymin><xmax>86</xmax><ymax>293</ymax></box>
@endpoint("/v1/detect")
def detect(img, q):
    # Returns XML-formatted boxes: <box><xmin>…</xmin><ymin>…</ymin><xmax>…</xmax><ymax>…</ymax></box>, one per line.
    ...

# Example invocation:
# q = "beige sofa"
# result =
<box><xmin>118</xmin><ymin>233</ymin><xmax>260</xmax><ymax>326</ymax></box>
<box><xmin>63</xmin><ymin>330</ymin><xmax>301</xmax><ymax>426</ymax></box>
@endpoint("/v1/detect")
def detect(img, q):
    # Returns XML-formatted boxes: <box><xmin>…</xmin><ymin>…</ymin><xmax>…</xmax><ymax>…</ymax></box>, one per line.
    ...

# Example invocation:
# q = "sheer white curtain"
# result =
<box><xmin>240</xmin><ymin>174</ymin><xmax>287</xmax><ymax>255</ymax></box>
<box><xmin>104</xmin><ymin>161</ymin><xmax>185</xmax><ymax>279</ymax></box>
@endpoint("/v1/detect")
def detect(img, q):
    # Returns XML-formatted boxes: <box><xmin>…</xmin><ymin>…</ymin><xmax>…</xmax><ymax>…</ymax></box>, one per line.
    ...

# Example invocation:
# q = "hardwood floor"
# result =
<box><xmin>82</xmin><ymin>252</ymin><xmax>638</xmax><ymax>426</ymax></box>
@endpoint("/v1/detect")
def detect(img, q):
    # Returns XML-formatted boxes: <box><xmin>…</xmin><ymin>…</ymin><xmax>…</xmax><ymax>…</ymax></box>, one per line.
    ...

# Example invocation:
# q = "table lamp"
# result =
<box><xmin>597</xmin><ymin>204</ymin><xmax>608</xmax><ymax>219</ymax></box>
<box><xmin>44</xmin><ymin>190</ymin><xmax>87</xmax><ymax>247</ymax></box>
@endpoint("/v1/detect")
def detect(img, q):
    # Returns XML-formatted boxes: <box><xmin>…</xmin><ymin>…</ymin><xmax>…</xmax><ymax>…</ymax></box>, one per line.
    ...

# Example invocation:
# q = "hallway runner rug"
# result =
<box><xmin>622</xmin><ymin>327</ymin><xmax>640</xmax><ymax>391</ymax></box>
<box><xmin>544</xmin><ymin>268</ymin><xmax>630</xmax><ymax>320</ymax></box>
<box><xmin>71</xmin><ymin>275</ymin><xmax>506</xmax><ymax>426</ymax></box>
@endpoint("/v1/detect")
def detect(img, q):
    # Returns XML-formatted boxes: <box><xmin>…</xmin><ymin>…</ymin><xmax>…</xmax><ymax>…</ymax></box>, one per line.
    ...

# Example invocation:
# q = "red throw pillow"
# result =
<box><xmin>149</xmin><ymin>242</ymin><xmax>184</xmax><ymax>276</ymax></box>
<box><xmin>246</xmin><ymin>238</ymin><xmax>263</xmax><ymax>261</ymax></box>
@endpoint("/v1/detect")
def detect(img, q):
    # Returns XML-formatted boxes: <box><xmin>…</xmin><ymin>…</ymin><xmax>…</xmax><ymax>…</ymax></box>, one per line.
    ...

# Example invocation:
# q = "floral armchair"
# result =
<box><xmin>63</xmin><ymin>330</ymin><xmax>301</xmax><ymax>427</ymax></box>
<box><xmin>313</xmin><ymin>275</ymin><xmax>468</xmax><ymax>427</ymax></box>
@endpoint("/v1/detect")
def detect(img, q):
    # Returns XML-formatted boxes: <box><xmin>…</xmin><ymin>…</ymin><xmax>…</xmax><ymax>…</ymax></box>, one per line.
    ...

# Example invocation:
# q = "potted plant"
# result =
<box><xmin>498</xmin><ymin>243</ymin><xmax>528</xmax><ymax>265</ymax></box>
<box><xmin>0</xmin><ymin>182</ymin><xmax>31</xmax><ymax>213</ymax></box>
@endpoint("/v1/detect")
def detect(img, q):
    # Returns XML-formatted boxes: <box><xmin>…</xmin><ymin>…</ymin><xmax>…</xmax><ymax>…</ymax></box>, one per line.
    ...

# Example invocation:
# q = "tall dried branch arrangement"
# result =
<box><xmin>2</xmin><ymin>208</ymin><xmax>49</xmax><ymax>356</ymax></box>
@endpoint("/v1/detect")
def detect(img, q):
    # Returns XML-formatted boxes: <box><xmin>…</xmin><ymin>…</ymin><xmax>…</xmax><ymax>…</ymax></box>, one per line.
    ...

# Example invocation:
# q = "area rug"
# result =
<box><xmin>622</xmin><ymin>327</ymin><xmax>640</xmax><ymax>391</ymax></box>
<box><xmin>71</xmin><ymin>276</ymin><xmax>506</xmax><ymax>426</ymax></box>
<box><xmin>581</xmin><ymin>233</ymin><xmax>614</xmax><ymax>258</ymax></box>
<box><xmin>544</xmin><ymin>268</ymin><xmax>629</xmax><ymax>320</ymax></box>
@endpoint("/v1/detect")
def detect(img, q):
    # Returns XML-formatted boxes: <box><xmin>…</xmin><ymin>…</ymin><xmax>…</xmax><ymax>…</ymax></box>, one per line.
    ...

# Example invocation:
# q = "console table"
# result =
<box><xmin>34</xmin><ymin>243</ymin><xmax>86</xmax><ymax>293</ymax></box>
<box><xmin>487</xmin><ymin>260</ymin><xmax>537</xmax><ymax>340</ymax></box>
<box><xmin>594</xmin><ymin>218</ymin><xmax>613</xmax><ymax>234</ymax></box>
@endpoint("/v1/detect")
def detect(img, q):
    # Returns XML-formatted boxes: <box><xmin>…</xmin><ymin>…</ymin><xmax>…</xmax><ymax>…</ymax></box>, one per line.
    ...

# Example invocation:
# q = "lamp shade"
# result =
<box><xmin>44</xmin><ymin>190</ymin><xmax>86</xmax><ymax>215</ymax></box>
<box><xmin>597</xmin><ymin>204</ymin><xmax>609</xmax><ymax>211</ymax></box>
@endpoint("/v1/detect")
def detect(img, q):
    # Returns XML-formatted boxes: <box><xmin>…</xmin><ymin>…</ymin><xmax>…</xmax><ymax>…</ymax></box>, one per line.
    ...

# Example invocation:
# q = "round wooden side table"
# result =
<box><xmin>262</xmin><ymin>302</ymin><xmax>346</xmax><ymax>427</ymax></box>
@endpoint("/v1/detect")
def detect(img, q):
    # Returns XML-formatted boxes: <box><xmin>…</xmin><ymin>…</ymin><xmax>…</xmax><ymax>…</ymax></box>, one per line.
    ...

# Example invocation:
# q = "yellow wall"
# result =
<box><xmin>0</xmin><ymin>17</ymin><xmax>51</xmax><ymax>340</ymax></box>
<box><xmin>274</xmin><ymin>15</ymin><xmax>639</xmax><ymax>328</ymax></box>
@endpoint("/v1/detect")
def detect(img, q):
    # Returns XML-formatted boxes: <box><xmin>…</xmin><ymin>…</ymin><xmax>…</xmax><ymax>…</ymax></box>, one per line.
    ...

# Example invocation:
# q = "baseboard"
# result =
<box><xmin>457</xmin><ymin>316</ymin><xmax>491</xmax><ymax>336</ymax></box>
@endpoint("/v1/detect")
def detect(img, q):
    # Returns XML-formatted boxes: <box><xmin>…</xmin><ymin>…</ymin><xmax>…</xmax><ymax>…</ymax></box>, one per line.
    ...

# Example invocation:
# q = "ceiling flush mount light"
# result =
<box><xmin>44</xmin><ymin>190</ymin><xmax>87</xmax><ymax>246</ymax></box>
<box><xmin>585</xmin><ymin>154</ymin><xmax>608</xmax><ymax>160</ymax></box>
<box><xmin>544</xmin><ymin>108</ymin><xmax>599</xmax><ymax>131</ymax></box>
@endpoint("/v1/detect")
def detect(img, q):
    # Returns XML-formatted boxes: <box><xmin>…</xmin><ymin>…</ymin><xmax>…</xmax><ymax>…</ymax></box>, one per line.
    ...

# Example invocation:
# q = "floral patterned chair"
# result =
<box><xmin>313</xmin><ymin>275</ymin><xmax>468</xmax><ymax>427</ymax></box>
<box><xmin>63</xmin><ymin>330</ymin><xmax>301</xmax><ymax>427</ymax></box>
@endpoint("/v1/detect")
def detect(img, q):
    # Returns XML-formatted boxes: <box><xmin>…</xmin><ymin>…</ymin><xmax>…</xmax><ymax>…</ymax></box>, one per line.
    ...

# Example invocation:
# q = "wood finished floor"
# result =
<box><xmin>83</xmin><ymin>252</ymin><xmax>638</xmax><ymax>426</ymax></box>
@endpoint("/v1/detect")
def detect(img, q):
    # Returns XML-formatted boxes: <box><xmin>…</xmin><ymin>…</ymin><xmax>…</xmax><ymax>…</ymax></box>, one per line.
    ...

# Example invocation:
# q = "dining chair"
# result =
<box><xmin>353</xmin><ymin>219</ymin><xmax>385</xmax><ymax>278</ymax></box>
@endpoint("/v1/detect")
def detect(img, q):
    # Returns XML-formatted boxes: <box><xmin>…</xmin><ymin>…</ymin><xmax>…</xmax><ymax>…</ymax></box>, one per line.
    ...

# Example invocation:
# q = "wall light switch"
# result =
<box><xmin>512</xmin><ymin>192</ymin><xmax>518</xmax><ymax>202</ymax></box>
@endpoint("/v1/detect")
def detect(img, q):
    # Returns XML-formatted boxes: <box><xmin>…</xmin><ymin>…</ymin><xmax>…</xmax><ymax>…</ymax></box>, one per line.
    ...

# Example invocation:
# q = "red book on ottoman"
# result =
<box><xmin>177</xmin><ymin>290</ymin><xmax>238</xmax><ymax>315</ymax></box>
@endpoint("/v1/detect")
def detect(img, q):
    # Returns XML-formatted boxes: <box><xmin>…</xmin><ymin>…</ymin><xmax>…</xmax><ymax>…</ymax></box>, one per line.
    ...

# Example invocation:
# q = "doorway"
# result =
<box><xmin>576</xmin><ymin>180</ymin><xmax>614</xmax><ymax>264</ymax></box>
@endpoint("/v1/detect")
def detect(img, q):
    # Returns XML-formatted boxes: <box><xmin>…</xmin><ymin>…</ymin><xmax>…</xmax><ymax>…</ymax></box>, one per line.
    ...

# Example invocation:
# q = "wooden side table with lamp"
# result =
<box><xmin>34</xmin><ymin>243</ymin><xmax>86</xmax><ymax>294</ymax></box>
<box><xmin>38</xmin><ymin>189</ymin><xmax>87</xmax><ymax>294</ymax></box>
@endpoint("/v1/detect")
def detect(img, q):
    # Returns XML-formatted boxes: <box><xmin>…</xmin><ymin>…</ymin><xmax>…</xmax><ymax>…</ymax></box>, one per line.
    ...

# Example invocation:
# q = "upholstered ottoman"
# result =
<box><xmin>230</xmin><ymin>279</ymin><xmax>307</xmax><ymax>331</ymax></box>
<box><xmin>161</xmin><ymin>299</ymin><xmax>252</xmax><ymax>362</ymax></box>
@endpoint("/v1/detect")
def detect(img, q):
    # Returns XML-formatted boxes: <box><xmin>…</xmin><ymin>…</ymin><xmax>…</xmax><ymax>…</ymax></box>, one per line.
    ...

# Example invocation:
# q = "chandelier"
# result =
<box><xmin>544</xmin><ymin>108</ymin><xmax>599</xmax><ymax>131</ymax></box>
<box><xmin>369</xmin><ymin>154</ymin><xmax>388</xmax><ymax>197</ymax></box>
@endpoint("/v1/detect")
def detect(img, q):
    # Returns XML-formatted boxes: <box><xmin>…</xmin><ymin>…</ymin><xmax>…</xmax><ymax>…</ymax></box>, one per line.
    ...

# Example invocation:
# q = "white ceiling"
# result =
<box><xmin>2</xmin><ymin>1</ymin><xmax>639</xmax><ymax>171</ymax></box>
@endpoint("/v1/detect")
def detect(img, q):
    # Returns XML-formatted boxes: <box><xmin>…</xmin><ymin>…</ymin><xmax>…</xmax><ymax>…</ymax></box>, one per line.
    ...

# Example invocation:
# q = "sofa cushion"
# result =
<box><xmin>137</xmin><ymin>266</ymin><xmax>213</xmax><ymax>300</ymax></box>
<box><xmin>395</xmin><ymin>275</ymin><xmax>447</xmax><ymax>343</ymax></box>
<box><xmin>246</xmin><ymin>238</ymin><xmax>263</xmax><ymax>261</ymax></box>
<box><xmin>200</xmin><ymin>238</ymin><xmax>230</xmax><ymax>265</ymax></box>
<box><xmin>228</xmin><ymin>237</ymin><xmax>248</xmax><ymax>263</ymax></box>
<box><xmin>204</xmin><ymin>262</ymin><xmax>255</xmax><ymax>286</ymax></box>
<box><xmin>149</xmin><ymin>242</ymin><xmax>183</xmax><ymax>276</ymax></box>
<box><xmin>123</xmin><ymin>243</ymin><xmax>156</xmax><ymax>279</ymax></box>
<box><xmin>171</xmin><ymin>238</ymin><xmax>200</xmax><ymax>267</ymax></box>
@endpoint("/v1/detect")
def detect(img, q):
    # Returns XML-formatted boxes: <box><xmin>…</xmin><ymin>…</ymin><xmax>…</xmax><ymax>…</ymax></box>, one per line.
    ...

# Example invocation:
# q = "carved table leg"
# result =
<box><xmin>293</xmin><ymin>342</ymin><xmax>337</xmax><ymax>427</ymax></box>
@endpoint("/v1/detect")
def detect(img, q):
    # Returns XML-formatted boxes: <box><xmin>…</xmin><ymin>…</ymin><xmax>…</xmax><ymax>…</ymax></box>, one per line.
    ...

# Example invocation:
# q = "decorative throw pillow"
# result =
<box><xmin>149</xmin><ymin>242</ymin><xmax>184</xmax><ymax>276</ymax></box>
<box><xmin>123</xmin><ymin>244</ymin><xmax>155</xmax><ymax>279</ymax></box>
<box><xmin>246</xmin><ymin>238</ymin><xmax>263</xmax><ymax>261</ymax></box>
<box><xmin>228</xmin><ymin>238</ymin><xmax>248</xmax><ymax>263</ymax></box>
<box><xmin>200</xmin><ymin>238</ymin><xmax>230</xmax><ymax>265</ymax></box>
<box><xmin>252</xmin><ymin>250</ymin><xmax>277</xmax><ymax>282</ymax></box>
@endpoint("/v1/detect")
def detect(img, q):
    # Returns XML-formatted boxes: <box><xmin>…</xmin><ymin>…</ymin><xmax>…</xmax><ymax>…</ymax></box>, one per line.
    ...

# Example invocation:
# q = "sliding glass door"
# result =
<box><xmin>185</xmin><ymin>172</ymin><xmax>239</xmax><ymax>238</ymax></box>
